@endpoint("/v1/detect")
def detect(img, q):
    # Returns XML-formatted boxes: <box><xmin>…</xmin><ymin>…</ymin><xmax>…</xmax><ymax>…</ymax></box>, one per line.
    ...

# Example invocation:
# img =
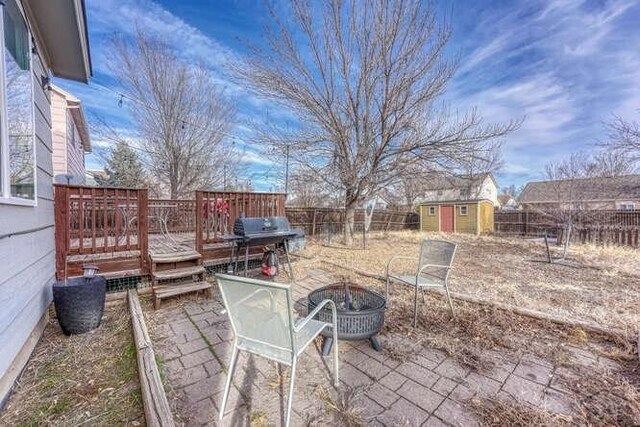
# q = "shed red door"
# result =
<box><xmin>440</xmin><ymin>205</ymin><xmax>454</xmax><ymax>232</ymax></box>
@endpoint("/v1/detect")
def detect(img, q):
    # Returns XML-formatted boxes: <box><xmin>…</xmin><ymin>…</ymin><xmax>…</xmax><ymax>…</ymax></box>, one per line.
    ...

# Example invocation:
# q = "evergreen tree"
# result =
<box><xmin>96</xmin><ymin>141</ymin><xmax>147</xmax><ymax>188</ymax></box>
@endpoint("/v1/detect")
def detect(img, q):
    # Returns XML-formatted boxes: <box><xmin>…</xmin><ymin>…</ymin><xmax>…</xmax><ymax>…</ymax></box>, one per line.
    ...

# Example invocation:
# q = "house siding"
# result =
<box><xmin>0</xmin><ymin>30</ymin><xmax>55</xmax><ymax>403</ymax></box>
<box><xmin>455</xmin><ymin>203</ymin><xmax>477</xmax><ymax>234</ymax></box>
<box><xmin>479</xmin><ymin>200</ymin><xmax>494</xmax><ymax>233</ymax></box>
<box><xmin>420</xmin><ymin>205</ymin><xmax>440</xmax><ymax>232</ymax></box>
<box><xmin>51</xmin><ymin>90</ymin><xmax>86</xmax><ymax>183</ymax></box>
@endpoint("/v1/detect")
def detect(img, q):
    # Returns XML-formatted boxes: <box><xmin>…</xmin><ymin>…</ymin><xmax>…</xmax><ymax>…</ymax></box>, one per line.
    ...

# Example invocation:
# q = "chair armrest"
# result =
<box><xmin>417</xmin><ymin>263</ymin><xmax>452</xmax><ymax>280</ymax></box>
<box><xmin>294</xmin><ymin>299</ymin><xmax>337</xmax><ymax>333</ymax></box>
<box><xmin>386</xmin><ymin>256</ymin><xmax>416</xmax><ymax>277</ymax></box>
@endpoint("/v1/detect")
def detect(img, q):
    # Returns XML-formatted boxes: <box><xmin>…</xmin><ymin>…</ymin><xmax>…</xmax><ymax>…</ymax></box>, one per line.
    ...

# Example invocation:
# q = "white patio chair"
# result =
<box><xmin>215</xmin><ymin>273</ymin><xmax>339</xmax><ymax>427</ymax></box>
<box><xmin>386</xmin><ymin>239</ymin><xmax>457</xmax><ymax>327</ymax></box>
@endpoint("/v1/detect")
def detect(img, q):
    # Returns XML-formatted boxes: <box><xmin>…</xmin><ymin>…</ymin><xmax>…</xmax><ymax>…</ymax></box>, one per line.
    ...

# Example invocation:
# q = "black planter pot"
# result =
<box><xmin>52</xmin><ymin>276</ymin><xmax>106</xmax><ymax>335</ymax></box>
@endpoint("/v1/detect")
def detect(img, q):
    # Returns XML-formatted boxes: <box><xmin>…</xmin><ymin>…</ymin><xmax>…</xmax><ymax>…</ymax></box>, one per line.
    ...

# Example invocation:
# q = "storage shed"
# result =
<box><xmin>419</xmin><ymin>199</ymin><xmax>494</xmax><ymax>235</ymax></box>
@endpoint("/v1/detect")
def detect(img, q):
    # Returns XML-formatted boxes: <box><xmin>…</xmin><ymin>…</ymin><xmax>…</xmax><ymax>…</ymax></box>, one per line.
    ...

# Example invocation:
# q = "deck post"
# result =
<box><xmin>54</xmin><ymin>185</ymin><xmax>68</xmax><ymax>281</ymax></box>
<box><xmin>138</xmin><ymin>189</ymin><xmax>149</xmax><ymax>275</ymax></box>
<box><xmin>195</xmin><ymin>191</ymin><xmax>204</xmax><ymax>254</ymax></box>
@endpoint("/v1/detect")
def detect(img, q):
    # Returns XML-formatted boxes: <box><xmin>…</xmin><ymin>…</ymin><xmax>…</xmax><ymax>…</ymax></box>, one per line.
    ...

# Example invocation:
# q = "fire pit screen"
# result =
<box><xmin>308</xmin><ymin>282</ymin><xmax>386</xmax><ymax>355</ymax></box>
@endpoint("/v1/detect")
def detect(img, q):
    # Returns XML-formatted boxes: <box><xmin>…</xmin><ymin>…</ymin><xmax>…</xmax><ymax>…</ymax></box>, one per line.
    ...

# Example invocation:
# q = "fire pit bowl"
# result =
<box><xmin>308</xmin><ymin>282</ymin><xmax>386</xmax><ymax>355</ymax></box>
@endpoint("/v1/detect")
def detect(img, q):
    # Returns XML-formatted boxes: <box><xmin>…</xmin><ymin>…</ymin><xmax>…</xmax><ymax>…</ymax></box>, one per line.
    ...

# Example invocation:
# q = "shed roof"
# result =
<box><xmin>519</xmin><ymin>175</ymin><xmax>640</xmax><ymax>204</ymax></box>
<box><xmin>418</xmin><ymin>198</ymin><xmax>492</xmax><ymax>205</ymax></box>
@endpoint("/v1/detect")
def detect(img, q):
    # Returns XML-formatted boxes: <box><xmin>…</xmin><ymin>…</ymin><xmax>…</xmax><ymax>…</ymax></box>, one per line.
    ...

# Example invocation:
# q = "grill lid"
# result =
<box><xmin>233</xmin><ymin>216</ymin><xmax>291</xmax><ymax>236</ymax></box>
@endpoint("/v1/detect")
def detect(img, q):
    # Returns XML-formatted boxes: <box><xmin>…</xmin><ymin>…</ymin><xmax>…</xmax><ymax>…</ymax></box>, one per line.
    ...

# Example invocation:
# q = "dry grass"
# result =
<box><xmin>297</xmin><ymin>232</ymin><xmax>640</xmax><ymax>425</ymax></box>
<box><xmin>315</xmin><ymin>385</ymin><xmax>365</xmax><ymax>427</ymax></box>
<box><xmin>304</xmin><ymin>231</ymin><xmax>640</xmax><ymax>333</ymax></box>
<box><xmin>0</xmin><ymin>305</ymin><xmax>143</xmax><ymax>426</ymax></box>
<box><xmin>468</xmin><ymin>397</ymin><xmax>571</xmax><ymax>426</ymax></box>
<box><xmin>556</xmin><ymin>361</ymin><xmax>640</xmax><ymax>426</ymax></box>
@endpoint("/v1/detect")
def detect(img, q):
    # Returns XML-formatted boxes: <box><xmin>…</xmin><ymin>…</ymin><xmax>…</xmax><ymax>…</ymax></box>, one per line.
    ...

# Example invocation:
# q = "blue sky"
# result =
<box><xmin>55</xmin><ymin>0</ymin><xmax>640</xmax><ymax>192</ymax></box>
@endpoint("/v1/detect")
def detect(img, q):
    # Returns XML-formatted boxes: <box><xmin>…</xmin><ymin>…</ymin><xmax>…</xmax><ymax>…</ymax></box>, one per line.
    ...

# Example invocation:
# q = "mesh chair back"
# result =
<box><xmin>216</xmin><ymin>274</ymin><xmax>295</xmax><ymax>353</ymax></box>
<box><xmin>418</xmin><ymin>239</ymin><xmax>457</xmax><ymax>281</ymax></box>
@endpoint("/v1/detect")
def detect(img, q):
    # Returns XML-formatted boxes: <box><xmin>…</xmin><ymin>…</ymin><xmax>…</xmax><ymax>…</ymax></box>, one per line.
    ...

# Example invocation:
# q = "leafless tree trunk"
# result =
<box><xmin>109</xmin><ymin>32</ymin><xmax>237</xmax><ymax>199</ymax></box>
<box><xmin>234</xmin><ymin>0</ymin><xmax>519</xmax><ymax>245</ymax></box>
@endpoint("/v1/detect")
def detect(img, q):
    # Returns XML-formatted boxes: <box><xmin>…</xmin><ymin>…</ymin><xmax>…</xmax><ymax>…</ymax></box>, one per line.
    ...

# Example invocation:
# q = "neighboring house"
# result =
<box><xmin>497</xmin><ymin>194</ymin><xmax>519</xmax><ymax>211</ymax></box>
<box><xmin>85</xmin><ymin>169</ymin><xmax>107</xmax><ymax>186</ymax></box>
<box><xmin>51</xmin><ymin>84</ymin><xmax>91</xmax><ymax>184</ymax></box>
<box><xmin>418</xmin><ymin>173</ymin><xmax>499</xmax><ymax>206</ymax></box>
<box><xmin>0</xmin><ymin>0</ymin><xmax>91</xmax><ymax>405</ymax></box>
<box><xmin>519</xmin><ymin>175</ymin><xmax>640</xmax><ymax>211</ymax></box>
<box><xmin>418</xmin><ymin>199</ymin><xmax>494</xmax><ymax>235</ymax></box>
<box><xmin>360</xmin><ymin>194</ymin><xmax>389</xmax><ymax>210</ymax></box>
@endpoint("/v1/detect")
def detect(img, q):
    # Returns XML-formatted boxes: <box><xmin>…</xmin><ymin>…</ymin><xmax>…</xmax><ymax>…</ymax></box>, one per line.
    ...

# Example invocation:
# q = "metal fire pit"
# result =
<box><xmin>308</xmin><ymin>282</ymin><xmax>386</xmax><ymax>355</ymax></box>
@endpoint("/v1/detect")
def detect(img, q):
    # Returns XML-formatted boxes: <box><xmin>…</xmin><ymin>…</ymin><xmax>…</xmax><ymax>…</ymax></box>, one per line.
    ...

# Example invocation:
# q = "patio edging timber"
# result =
<box><xmin>293</xmin><ymin>253</ymin><xmax>627</xmax><ymax>338</ymax></box>
<box><xmin>128</xmin><ymin>290</ymin><xmax>175</xmax><ymax>427</ymax></box>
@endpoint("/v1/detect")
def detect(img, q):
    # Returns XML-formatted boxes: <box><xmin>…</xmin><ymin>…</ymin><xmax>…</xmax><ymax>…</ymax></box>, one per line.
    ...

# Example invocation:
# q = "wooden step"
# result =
<box><xmin>154</xmin><ymin>281</ymin><xmax>212</xmax><ymax>299</ymax></box>
<box><xmin>152</xmin><ymin>265</ymin><xmax>205</xmax><ymax>280</ymax></box>
<box><xmin>153</xmin><ymin>281</ymin><xmax>213</xmax><ymax>309</ymax></box>
<box><xmin>149</xmin><ymin>250</ymin><xmax>202</xmax><ymax>264</ymax></box>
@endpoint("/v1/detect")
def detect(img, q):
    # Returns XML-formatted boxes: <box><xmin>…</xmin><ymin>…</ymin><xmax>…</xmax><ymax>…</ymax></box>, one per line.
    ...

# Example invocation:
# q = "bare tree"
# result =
<box><xmin>539</xmin><ymin>152</ymin><xmax>630</xmax><ymax>259</ymax></box>
<box><xmin>109</xmin><ymin>32</ymin><xmax>237</xmax><ymax>199</ymax></box>
<box><xmin>589</xmin><ymin>150</ymin><xmax>636</xmax><ymax>177</ymax></box>
<box><xmin>234</xmin><ymin>0</ymin><xmax>519</xmax><ymax>244</ymax></box>
<box><xmin>605</xmin><ymin>115</ymin><xmax>640</xmax><ymax>163</ymax></box>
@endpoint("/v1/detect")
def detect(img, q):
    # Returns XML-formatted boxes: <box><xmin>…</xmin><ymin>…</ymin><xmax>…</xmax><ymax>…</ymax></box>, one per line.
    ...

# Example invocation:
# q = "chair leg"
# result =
<box><xmin>219</xmin><ymin>345</ymin><xmax>239</xmax><ymax>421</ymax></box>
<box><xmin>444</xmin><ymin>283</ymin><xmax>455</xmax><ymax>317</ymax></box>
<box><xmin>286</xmin><ymin>359</ymin><xmax>297</xmax><ymax>427</ymax></box>
<box><xmin>385</xmin><ymin>276</ymin><xmax>390</xmax><ymax>302</ymax></box>
<box><xmin>413</xmin><ymin>285</ymin><xmax>419</xmax><ymax>328</ymax></box>
<box><xmin>333</xmin><ymin>321</ymin><xmax>339</xmax><ymax>388</ymax></box>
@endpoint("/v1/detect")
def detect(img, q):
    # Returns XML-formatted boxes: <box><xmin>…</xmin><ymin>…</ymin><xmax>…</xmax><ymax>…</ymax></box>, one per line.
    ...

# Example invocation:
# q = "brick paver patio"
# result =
<box><xmin>148</xmin><ymin>269</ymin><xmax>609</xmax><ymax>426</ymax></box>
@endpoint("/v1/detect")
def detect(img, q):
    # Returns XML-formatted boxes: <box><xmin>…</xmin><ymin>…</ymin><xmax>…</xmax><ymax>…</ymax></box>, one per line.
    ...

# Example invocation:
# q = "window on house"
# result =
<box><xmin>618</xmin><ymin>203</ymin><xmax>635</xmax><ymax>211</ymax></box>
<box><xmin>0</xmin><ymin>0</ymin><xmax>35</xmax><ymax>203</ymax></box>
<box><xmin>459</xmin><ymin>205</ymin><xmax>468</xmax><ymax>215</ymax></box>
<box><xmin>428</xmin><ymin>206</ymin><xmax>436</xmax><ymax>216</ymax></box>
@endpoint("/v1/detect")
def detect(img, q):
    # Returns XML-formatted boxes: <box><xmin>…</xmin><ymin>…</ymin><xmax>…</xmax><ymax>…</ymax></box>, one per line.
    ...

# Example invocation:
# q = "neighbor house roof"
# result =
<box><xmin>51</xmin><ymin>84</ymin><xmax>91</xmax><ymax>152</ymax></box>
<box><xmin>519</xmin><ymin>175</ymin><xmax>640</xmax><ymax>204</ymax></box>
<box><xmin>497</xmin><ymin>195</ymin><xmax>515</xmax><ymax>205</ymax></box>
<box><xmin>423</xmin><ymin>173</ymin><xmax>497</xmax><ymax>191</ymax></box>
<box><xmin>23</xmin><ymin>0</ymin><xmax>92</xmax><ymax>82</ymax></box>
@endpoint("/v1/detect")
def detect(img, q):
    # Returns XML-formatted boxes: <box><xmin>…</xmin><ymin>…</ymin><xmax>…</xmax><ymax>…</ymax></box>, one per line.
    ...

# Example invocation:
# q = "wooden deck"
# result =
<box><xmin>55</xmin><ymin>186</ymin><xmax>286</xmax><ymax>280</ymax></box>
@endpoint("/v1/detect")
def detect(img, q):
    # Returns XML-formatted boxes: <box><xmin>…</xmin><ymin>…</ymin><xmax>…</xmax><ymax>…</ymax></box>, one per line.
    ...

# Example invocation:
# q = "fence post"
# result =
<box><xmin>195</xmin><ymin>191</ymin><xmax>203</xmax><ymax>254</ymax></box>
<box><xmin>312</xmin><ymin>209</ymin><xmax>317</xmax><ymax>236</ymax></box>
<box><xmin>54</xmin><ymin>185</ymin><xmax>68</xmax><ymax>281</ymax></box>
<box><xmin>138</xmin><ymin>189</ymin><xmax>149</xmax><ymax>275</ymax></box>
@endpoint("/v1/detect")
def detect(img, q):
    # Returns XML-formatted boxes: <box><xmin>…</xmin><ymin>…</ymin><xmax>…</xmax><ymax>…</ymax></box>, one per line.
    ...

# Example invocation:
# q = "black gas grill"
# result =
<box><xmin>224</xmin><ymin>216</ymin><xmax>299</xmax><ymax>277</ymax></box>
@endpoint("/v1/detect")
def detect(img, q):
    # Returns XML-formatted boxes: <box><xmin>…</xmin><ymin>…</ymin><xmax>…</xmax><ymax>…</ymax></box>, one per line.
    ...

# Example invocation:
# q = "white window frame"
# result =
<box><xmin>428</xmin><ymin>206</ymin><xmax>436</xmax><ymax>216</ymax></box>
<box><xmin>459</xmin><ymin>205</ymin><xmax>468</xmax><ymax>216</ymax></box>
<box><xmin>0</xmin><ymin>0</ymin><xmax>38</xmax><ymax>206</ymax></box>
<box><xmin>618</xmin><ymin>202</ymin><xmax>635</xmax><ymax>211</ymax></box>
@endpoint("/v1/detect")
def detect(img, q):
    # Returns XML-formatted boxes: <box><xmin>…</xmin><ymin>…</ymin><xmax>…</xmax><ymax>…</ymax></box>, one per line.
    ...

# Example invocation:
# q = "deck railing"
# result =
<box><xmin>54</xmin><ymin>185</ymin><xmax>287</xmax><ymax>279</ymax></box>
<box><xmin>195</xmin><ymin>191</ymin><xmax>287</xmax><ymax>252</ymax></box>
<box><xmin>54</xmin><ymin>185</ymin><xmax>149</xmax><ymax>279</ymax></box>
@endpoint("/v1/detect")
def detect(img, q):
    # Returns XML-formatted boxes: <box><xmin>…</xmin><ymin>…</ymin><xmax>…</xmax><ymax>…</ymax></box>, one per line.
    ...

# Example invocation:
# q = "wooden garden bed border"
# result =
<box><xmin>127</xmin><ymin>290</ymin><xmax>175</xmax><ymax>427</ymax></box>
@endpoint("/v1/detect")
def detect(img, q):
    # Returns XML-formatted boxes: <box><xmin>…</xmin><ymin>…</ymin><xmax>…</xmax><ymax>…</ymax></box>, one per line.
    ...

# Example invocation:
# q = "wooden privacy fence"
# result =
<box><xmin>285</xmin><ymin>207</ymin><xmax>419</xmax><ymax>236</ymax></box>
<box><xmin>494</xmin><ymin>210</ymin><xmax>640</xmax><ymax>248</ymax></box>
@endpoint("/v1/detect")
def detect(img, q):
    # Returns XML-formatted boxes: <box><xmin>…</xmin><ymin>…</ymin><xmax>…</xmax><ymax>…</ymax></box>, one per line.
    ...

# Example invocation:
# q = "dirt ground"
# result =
<box><xmin>302</xmin><ymin>231</ymin><xmax>640</xmax><ymax>334</ymax></box>
<box><xmin>0</xmin><ymin>305</ymin><xmax>143</xmax><ymax>426</ymax></box>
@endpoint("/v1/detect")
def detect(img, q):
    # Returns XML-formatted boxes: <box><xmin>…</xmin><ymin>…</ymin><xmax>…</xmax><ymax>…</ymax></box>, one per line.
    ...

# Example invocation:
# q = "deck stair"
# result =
<box><xmin>150</xmin><ymin>250</ymin><xmax>212</xmax><ymax>309</ymax></box>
